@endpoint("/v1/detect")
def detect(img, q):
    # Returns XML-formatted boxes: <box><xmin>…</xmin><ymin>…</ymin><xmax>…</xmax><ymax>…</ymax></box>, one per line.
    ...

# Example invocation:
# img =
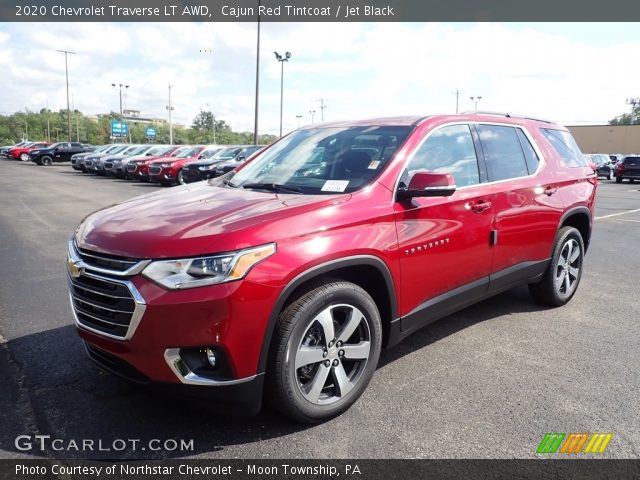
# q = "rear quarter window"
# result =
<box><xmin>541</xmin><ymin>128</ymin><xmax>588</xmax><ymax>167</ymax></box>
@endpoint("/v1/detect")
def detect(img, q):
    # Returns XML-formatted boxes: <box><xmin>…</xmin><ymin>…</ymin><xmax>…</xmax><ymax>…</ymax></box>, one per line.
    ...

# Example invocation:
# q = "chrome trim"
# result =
<box><xmin>68</xmin><ymin>240</ymin><xmax>151</xmax><ymax>277</ymax></box>
<box><xmin>71</xmin><ymin>293</ymin><xmax>133</xmax><ymax>314</ymax></box>
<box><xmin>68</xmin><ymin>270</ymin><xmax>146</xmax><ymax>341</ymax></box>
<box><xmin>422</xmin><ymin>185</ymin><xmax>457</xmax><ymax>192</ymax></box>
<box><xmin>392</xmin><ymin>120</ymin><xmax>547</xmax><ymax>200</ymax></box>
<box><xmin>164</xmin><ymin>348</ymin><xmax>259</xmax><ymax>386</ymax></box>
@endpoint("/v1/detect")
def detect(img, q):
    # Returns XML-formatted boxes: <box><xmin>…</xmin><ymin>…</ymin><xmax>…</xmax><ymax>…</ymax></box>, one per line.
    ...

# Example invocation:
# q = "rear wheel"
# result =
<box><xmin>529</xmin><ymin>226</ymin><xmax>584</xmax><ymax>307</ymax></box>
<box><xmin>41</xmin><ymin>156</ymin><xmax>53</xmax><ymax>166</ymax></box>
<box><xmin>616</xmin><ymin>176</ymin><xmax>622</xmax><ymax>183</ymax></box>
<box><xmin>607</xmin><ymin>171</ymin><xmax>612</xmax><ymax>180</ymax></box>
<box><xmin>177</xmin><ymin>169</ymin><xmax>185</xmax><ymax>185</ymax></box>
<box><xmin>267</xmin><ymin>281</ymin><xmax>382</xmax><ymax>423</ymax></box>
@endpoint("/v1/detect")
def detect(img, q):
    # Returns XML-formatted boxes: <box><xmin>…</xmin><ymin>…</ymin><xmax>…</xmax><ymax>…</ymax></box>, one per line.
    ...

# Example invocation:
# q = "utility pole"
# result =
<box><xmin>72</xmin><ymin>94</ymin><xmax>79</xmax><ymax>142</ymax></box>
<box><xmin>112</xmin><ymin>83</ymin><xmax>129</xmax><ymax>143</ymax></box>
<box><xmin>451</xmin><ymin>89</ymin><xmax>461</xmax><ymax>114</ymax></box>
<box><xmin>45</xmin><ymin>100</ymin><xmax>50</xmax><ymax>142</ymax></box>
<box><xmin>25</xmin><ymin>119</ymin><xmax>28</xmax><ymax>141</ymax></box>
<box><xmin>166</xmin><ymin>84</ymin><xmax>174</xmax><ymax>145</ymax></box>
<box><xmin>296</xmin><ymin>114</ymin><xmax>303</xmax><ymax>127</ymax></box>
<box><xmin>253</xmin><ymin>0</ymin><xmax>261</xmax><ymax>145</ymax></box>
<box><xmin>317</xmin><ymin>98</ymin><xmax>327</xmax><ymax>122</ymax></box>
<box><xmin>56</xmin><ymin>49</ymin><xmax>76</xmax><ymax>142</ymax></box>
<box><xmin>309</xmin><ymin>110</ymin><xmax>316</xmax><ymax>124</ymax></box>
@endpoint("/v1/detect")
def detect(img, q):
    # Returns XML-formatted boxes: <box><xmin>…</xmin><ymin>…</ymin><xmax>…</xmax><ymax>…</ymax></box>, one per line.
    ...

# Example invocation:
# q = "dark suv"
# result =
<box><xmin>614</xmin><ymin>156</ymin><xmax>640</xmax><ymax>183</ymax></box>
<box><xmin>68</xmin><ymin>113</ymin><xmax>596</xmax><ymax>423</ymax></box>
<box><xmin>30</xmin><ymin>142</ymin><xmax>88</xmax><ymax>166</ymax></box>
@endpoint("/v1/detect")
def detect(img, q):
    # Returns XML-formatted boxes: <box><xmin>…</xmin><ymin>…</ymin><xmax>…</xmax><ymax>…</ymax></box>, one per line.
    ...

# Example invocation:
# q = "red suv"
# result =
<box><xmin>68</xmin><ymin>113</ymin><xmax>595</xmax><ymax>422</ymax></box>
<box><xmin>8</xmin><ymin>142</ymin><xmax>50</xmax><ymax>161</ymax></box>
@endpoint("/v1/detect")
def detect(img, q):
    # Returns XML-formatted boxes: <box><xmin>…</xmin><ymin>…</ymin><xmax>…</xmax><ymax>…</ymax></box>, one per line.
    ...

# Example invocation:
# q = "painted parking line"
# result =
<box><xmin>595</xmin><ymin>208</ymin><xmax>640</xmax><ymax>220</ymax></box>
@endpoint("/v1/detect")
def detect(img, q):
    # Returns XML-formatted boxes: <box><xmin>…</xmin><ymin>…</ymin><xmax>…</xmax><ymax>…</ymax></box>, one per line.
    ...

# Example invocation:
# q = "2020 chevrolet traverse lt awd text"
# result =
<box><xmin>68</xmin><ymin>113</ymin><xmax>595</xmax><ymax>423</ymax></box>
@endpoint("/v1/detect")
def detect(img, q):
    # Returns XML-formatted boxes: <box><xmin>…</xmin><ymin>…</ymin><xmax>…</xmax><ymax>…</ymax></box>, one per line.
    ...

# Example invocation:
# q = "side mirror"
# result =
<box><xmin>397</xmin><ymin>171</ymin><xmax>456</xmax><ymax>201</ymax></box>
<box><xmin>236</xmin><ymin>156</ymin><xmax>246</xmax><ymax>162</ymax></box>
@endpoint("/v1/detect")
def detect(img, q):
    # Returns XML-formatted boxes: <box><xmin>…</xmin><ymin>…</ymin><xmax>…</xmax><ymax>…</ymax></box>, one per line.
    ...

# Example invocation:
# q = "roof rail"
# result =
<box><xmin>459</xmin><ymin>110</ymin><xmax>554</xmax><ymax>124</ymax></box>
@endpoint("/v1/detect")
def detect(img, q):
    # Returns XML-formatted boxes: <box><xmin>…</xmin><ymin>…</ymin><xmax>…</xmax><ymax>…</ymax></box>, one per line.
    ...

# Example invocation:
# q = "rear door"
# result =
<box><xmin>395</xmin><ymin>123</ymin><xmax>494</xmax><ymax>334</ymax></box>
<box><xmin>475</xmin><ymin>123</ymin><xmax>565</xmax><ymax>293</ymax></box>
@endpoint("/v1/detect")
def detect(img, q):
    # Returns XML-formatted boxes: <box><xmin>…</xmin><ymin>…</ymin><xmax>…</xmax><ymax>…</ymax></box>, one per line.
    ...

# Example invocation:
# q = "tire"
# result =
<box><xmin>177</xmin><ymin>169</ymin><xmax>185</xmax><ymax>185</ymax></box>
<box><xmin>607</xmin><ymin>172</ymin><xmax>612</xmax><ymax>180</ymax></box>
<box><xmin>529</xmin><ymin>226</ymin><xmax>584</xmax><ymax>307</ymax></box>
<box><xmin>41</xmin><ymin>156</ymin><xmax>53</xmax><ymax>166</ymax></box>
<box><xmin>20</xmin><ymin>153</ymin><xmax>29</xmax><ymax>161</ymax></box>
<box><xmin>616</xmin><ymin>176</ymin><xmax>622</xmax><ymax>183</ymax></box>
<box><xmin>267</xmin><ymin>280</ymin><xmax>382</xmax><ymax>423</ymax></box>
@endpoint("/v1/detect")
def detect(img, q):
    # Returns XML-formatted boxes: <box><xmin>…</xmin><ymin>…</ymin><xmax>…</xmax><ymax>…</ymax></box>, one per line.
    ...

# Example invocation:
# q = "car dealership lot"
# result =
<box><xmin>1</xmin><ymin>159</ymin><xmax>639</xmax><ymax>459</ymax></box>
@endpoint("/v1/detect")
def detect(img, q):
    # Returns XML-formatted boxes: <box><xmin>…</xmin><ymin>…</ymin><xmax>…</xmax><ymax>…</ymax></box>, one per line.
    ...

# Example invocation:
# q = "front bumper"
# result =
<box><xmin>183</xmin><ymin>168</ymin><xmax>212</xmax><ymax>183</ymax></box>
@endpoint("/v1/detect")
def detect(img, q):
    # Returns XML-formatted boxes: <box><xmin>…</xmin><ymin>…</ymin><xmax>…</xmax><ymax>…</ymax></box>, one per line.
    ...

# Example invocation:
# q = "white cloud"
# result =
<box><xmin>0</xmin><ymin>22</ymin><xmax>638</xmax><ymax>133</ymax></box>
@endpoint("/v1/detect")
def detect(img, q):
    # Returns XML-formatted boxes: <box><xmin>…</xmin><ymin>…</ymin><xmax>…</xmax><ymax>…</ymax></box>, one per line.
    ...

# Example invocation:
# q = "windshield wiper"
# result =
<box><xmin>242</xmin><ymin>183</ymin><xmax>302</xmax><ymax>193</ymax></box>
<box><xmin>222</xmin><ymin>180</ymin><xmax>238</xmax><ymax>188</ymax></box>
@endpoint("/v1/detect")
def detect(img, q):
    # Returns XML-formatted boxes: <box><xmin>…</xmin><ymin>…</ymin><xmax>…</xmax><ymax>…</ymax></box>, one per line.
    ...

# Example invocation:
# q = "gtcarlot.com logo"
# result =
<box><xmin>537</xmin><ymin>432</ymin><xmax>612</xmax><ymax>455</ymax></box>
<box><xmin>15</xmin><ymin>435</ymin><xmax>194</xmax><ymax>452</ymax></box>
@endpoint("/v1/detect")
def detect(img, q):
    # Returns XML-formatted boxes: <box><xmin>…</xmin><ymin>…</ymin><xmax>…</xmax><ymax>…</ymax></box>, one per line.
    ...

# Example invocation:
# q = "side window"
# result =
<box><xmin>516</xmin><ymin>129</ymin><xmax>540</xmax><ymax>174</ymax></box>
<box><xmin>406</xmin><ymin>124</ymin><xmax>480</xmax><ymax>187</ymax></box>
<box><xmin>541</xmin><ymin>128</ymin><xmax>588</xmax><ymax>167</ymax></box>
<box><xmin>477</xmin><ymin>125</ymin><xmax>529</xmax><ymax>181</ymax></box>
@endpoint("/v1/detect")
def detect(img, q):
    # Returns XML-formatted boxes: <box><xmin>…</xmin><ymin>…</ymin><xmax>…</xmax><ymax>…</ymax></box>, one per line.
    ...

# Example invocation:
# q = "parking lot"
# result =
<box><xmin>1</xmin><ymin>158</ymin><xmax>639</xmax><ymax>459</ymax></box>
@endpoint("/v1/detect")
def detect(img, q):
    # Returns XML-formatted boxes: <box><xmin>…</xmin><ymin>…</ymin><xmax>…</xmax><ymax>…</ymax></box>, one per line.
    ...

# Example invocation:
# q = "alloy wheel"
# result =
<box><xmin>555</xmin><ymin>238</ymin><xmax>581</xmax><ymax>299</ymax></box>
<box><xmin>294</xmin><ymin>304</ymin><xmax>371</xmax><ymax>406</ymax></box>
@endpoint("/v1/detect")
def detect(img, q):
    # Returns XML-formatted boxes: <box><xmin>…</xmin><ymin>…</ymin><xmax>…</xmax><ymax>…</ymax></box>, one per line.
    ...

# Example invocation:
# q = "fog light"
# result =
<box><xmin>205</xmin><ymin>348</ymin><xmax>216</xmax><ymax>368</ymax></box>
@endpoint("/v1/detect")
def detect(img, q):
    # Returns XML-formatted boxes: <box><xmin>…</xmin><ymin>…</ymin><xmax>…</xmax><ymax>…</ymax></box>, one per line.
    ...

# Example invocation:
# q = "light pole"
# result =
<box><xmin>112</xmin><ymin>83</ymin><xmax>129</xmax><ymax>142</ymax></box>
<box><xmin>166</xmin><ymin>84</ymin><xmax>174</xmax><ymax>145</ymax></box>
<box><xmin>470</xmin><ymin>95</ymin><xmax>482</xmax><ymax>110</ymax></box>
<box><xmin>626</xmin><ymin>97</ymin><xmax>640</xmax><ymax>125</ymax></box>
<box><xmin>56</xmin><ymin>49</ymin><xmax>76</xmax><ymax>142</ymax></box>
<box><xmin>205</xmin><ymin>102</ymin><xmax>216</xmax><ymax>144</ymax></box>
<box><xmin>452</xmin><ymin>89</ymin><xmax>461</xmax><ymax>114</ymax></box>
<box><xmin>309</xmin><ymin>110</ymin><xmax>316</xmax><ymax>124</ymax></box>
<box><xmin>24</xmin><ymin>119</ymin><xmax>28</xmax><ymax>141</ymax></box>
<box><xmin>296</xmin><ymin>114</ymin><xmax>303</xmax><ymax>127</ymax></box>
<box><xmin>317</xmin><ymin>98</ymin><xmax>327</xmax><ymax>122</ymax></box>
<box><xmin>274</xmin><ymin>51</ymin><xmax>292</xmax><ymax>138</ymax></box>
<box><xmin>253</xmin><ymin>0</ymin><xmax>261</xmax><ymax>145</ymax></box>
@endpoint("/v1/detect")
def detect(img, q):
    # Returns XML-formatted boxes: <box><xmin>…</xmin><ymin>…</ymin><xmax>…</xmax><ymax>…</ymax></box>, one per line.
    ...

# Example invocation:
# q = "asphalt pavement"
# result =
<box><xmin>0</xmin><ymin>159</ymin><xmax>639</xmax><ymax>459</ymax></box>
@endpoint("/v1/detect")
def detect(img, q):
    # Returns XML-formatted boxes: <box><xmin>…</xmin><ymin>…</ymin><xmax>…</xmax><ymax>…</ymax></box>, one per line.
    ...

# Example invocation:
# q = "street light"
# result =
<box><xmin>112</xmin><ymin>83</ymin><xmax>129</xmax><ymax>142</ymax></box>
<box><xmin>166</xmin><ymin>84</ymin><xmax>174</xmax><ymax>145</ymax></box>
<box><xmin>470</xmin><ymin>95</ymin><xmax>482</xmax><ymax>110</ymax></box>
<box><xmin>309</xmin><ymin>110</ymin><xmax>316</xmax><ymax>124</ymax></box>
<box><xmin>56</xmin><ymin>49</ymin><xmax>76</xmax><ymax>142</ymax></box>
<box><xmin>205</xmin><ymin>102</ymin><xmax>216</xmax><ymax>144</ymax></box>
<box><xmin>274</xmin><ymin>51</ymin><xmax>292</xmax><ymax>137</ymax></box>
<box><xmin>296</xmin><ymin>114</ymin><xmax>303</xmax><ymax>127</ymax></box>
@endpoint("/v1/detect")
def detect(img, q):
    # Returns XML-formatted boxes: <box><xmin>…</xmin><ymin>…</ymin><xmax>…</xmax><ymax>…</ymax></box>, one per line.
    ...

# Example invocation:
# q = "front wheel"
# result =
<box><xmin>20</xmin><ymin>153</ymin><xmax>29</xmax><ymax>161</ymax></box>
<box><xmin>616</xmin><ymin>176</ymin><xmax>623</xmax><ymax>183</ymax></box>
<box><xmin>177</xmin><ymin>169</ymin><xmax>185</xmax><ymax>185</ymax></box>
<box><xmin>41</xmin><ymin>156</ymin><xmax>53</xmax><ymax>166</ymax></box>
<box><xmin>529</xmin><ymin>226</ymin><xmax>584</xmax><ymax>307</ymax></box>
<box><xmin>607</xmin><ymin>172</ymin><xmax>612</xmax><ymax>180</ymax></box>
<box><xmin>267</xmin><ymin>281</ymin><xmax>382</xmax><ymax>423</ymax></box>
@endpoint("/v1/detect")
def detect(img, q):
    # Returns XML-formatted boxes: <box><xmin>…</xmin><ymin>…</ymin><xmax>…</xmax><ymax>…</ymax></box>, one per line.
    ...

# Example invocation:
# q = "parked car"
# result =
<box><xmin>71</xmin><ymin>145</ymin><xmax>115</xmax><ymax>171</ymax></box>
<box><xmin>212</xmin><ymin>145</ymin><xmax>265</xmax><ymax>177</ymax></box>
<box><xmin>1</xmin><ymin>141</ymin><xmax>30</xmax><ymax>157</ymax></box>
<box><xmin>586</xmin><ymin>153</ymin><xmax>613</xmax><ymax>180</ymax></box>
<box><xmin>609</xmin><ymin>154</ymin><xmax>624</xmax><ymax>164</ymax></box>
<box><xmin>29</xmin><ymin>142</ymin><xmax>88</xmax><ymax>165</ymax></box>
<box><xmin>183</xmin><ymin>145</ymin><xmax>252</xmax><ymax>183</ymax></box>
<box><xmin>68</xmin><ymin>113</ymin><xmax>595</xmax><ymax>422</ymax></box>
<box><xmin>94</xmin><ymin>145</ymin><xmax>154</xmax><ymax>177</ymax></box>
<box><xmin>148</xmin><ymin>146</ymin><xmax>225</xmax><ymax>186</ymax></box>
<box><xmin>86</xmin><ymin>145</ymin><xmax>143</xmax><ymax>175</ymax></box>
<box><xmin>8</xmin><ymin>142</ymin><xmax>50</xmax><ymax>161</ymax></box>
<box><xmin>83</xmin><ymin>145</ymin><xmax>130</xmax><ymax>174</ymax></box>
<box><xmin>127</xmin><ymin>146</ymin><xmax>193</xmax><ymax>182</ymax></box>
<box><xmin>105</xmin><ymin>145</ymin><xmax>178</xmax><ymax>178</ymax></box>
<box><xmin>614</xmin><ymin>155</ymin><xmax>640</xmax><ymax>183</ymax></box>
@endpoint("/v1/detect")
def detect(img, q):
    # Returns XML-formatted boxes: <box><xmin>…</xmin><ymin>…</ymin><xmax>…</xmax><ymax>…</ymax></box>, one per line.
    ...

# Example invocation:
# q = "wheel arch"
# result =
<box><xmin>558</xmin><ymin>207</ymin><xmax>592</xmax><ymax>252</ymax></box>
<box><xmin>257</xmin><ymin>255</ymin><xmax>398</xmax><ymax>374</ymax></box>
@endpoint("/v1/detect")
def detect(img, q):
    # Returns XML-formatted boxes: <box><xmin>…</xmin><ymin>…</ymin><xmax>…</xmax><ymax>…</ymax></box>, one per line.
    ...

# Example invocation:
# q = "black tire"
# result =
<box><xmin>607</xmin><ymin>172</ymin><xmax>612</xmax><ymax>180</ymax></box>
<box><xmin>616</xmin><ymin>176</ymin><xmax>623</xmax><ymax>183</ymax></box>
<box><xmin>267</xmin><ymin>280</ymin><xmax>382</xmax><ymax>423</ymax></box>
<box><xmin>41</xmin><ymin>156</ymin><xmax>53</xmax><ymax>166</ymax></box>
<box><xmin>529</xmin><ymin>226</ymin><xmax>584</xmax><ymax>307</ymax></box>
<box><xmin>177</xmin><ymin>169</ymin><xmax>185</xmax><ymax>185</ymax></box>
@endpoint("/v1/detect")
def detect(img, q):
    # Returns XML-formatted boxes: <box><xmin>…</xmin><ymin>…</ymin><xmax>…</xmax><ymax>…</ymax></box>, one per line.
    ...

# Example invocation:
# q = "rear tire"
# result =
<box><xmin>616</xmin><ymin>176</ymin><xmax>622</xmax><ymax>183</ymax></box>
<box><xmin>177</xmin><ymin>169</ymin><xmax>185</xmax><ymax>185</ymax></box>
<box><xmin>267</xmin><ymin>280</ymin><xmax>382</xmax><ymax>423</ymax></box>
<box><xmin>41</xmin><ymin>156</ymin><xmax>53</xmax><ymax>166</ymax></box>
<box><xmin>607</xmin><ymin>172</ymin><xmax>612</xmax><ymax>180</ymax></box>
<box><xmin>529</xmin><ymin>226</ymin><xmax>584</xmax><ymax>307</ymax></box>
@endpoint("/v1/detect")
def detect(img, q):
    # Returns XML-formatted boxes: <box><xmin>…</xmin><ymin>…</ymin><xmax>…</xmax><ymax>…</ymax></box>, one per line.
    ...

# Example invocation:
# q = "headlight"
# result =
<box><xmin>141</xmin><ymin>243</ymin><xmax>276</xmax><ymax>290</ymax></box>
<box><xmin>160</xmin><ymin>163</ymin><xmax>172</xmax><ymax>167</ymax></box>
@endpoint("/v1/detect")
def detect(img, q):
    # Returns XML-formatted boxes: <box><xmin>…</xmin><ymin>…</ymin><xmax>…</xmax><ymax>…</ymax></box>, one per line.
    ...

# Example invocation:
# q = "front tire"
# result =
<box><xmin>20</xmin><ymin>153</ymin><xmax>29</xmax><ymax>161</ymax></box>
<box><xmin>41</xmin><ymin>156</ymin><xmax>53</xmax><ymax>166</ymax></box>
<box><xmin>177</xmin><ymin>169</ymin><xmax>185</xmax><ymax>185</ymax></box>
<box><xmin>529</xmin><ymin>226</ymin><xmax>584</xmax><ymax>307</ymax></box>
<box><xmin>616</xmin><ymin>176</ymin><xmax>623</xmax><ymax>183</ymax></box>
<box><xmin>267</xmin><ymin>280</ymin><xmax>382</xmax><ymax>423</ymax></box>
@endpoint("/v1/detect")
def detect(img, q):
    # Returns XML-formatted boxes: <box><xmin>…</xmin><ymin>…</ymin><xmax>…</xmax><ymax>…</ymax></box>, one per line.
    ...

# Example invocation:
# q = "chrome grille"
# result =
<box><xmin>149</xmin><ymin>166</ymin><xmax>162</xmax><ymax>175</ymax></box>
<box><xmin>69</xmin><ymin>272</ymin><xmax>145</xmax><ymax>340</ymax></box>
<box><xmin>76</xmin><ymin>245</ymin><xmax>140</xmax><ymax>273</ymax></box>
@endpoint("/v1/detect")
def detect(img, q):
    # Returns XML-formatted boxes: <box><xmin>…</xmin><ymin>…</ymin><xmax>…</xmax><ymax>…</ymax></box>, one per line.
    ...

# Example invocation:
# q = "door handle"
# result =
<box><xmin>544</xmin><ymin>186</ymin><xmax>558</xmax><ymax>196</ymax></box>
<box><xmin>470</xmin><ymin>200</ymin><xmax>492</xmax><ymax>213</ymax></box>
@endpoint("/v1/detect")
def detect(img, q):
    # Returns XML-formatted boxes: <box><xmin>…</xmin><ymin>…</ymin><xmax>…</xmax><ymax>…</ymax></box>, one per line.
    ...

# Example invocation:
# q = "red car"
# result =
<box><xmin>9</xmin><ymin>142</ymin><xmax>50</xmax><ymax>161</ymax></box>
<box><xmin>148</xmin><ymin>145</ymin><xmax>215</xmax><ymax>186</ymax></box>
<box><xmin>68</xmin><ymin>113</ymin><xmax>595</xmax><ymax>422</ymax></box>
<box><xmin>126</xmin><ymin>146</ymin><xmax>189</xmax><ymax>182</ymax></box>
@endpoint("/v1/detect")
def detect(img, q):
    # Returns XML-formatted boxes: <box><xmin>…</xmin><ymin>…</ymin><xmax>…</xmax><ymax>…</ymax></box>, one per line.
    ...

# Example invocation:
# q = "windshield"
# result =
<box><xmin>231</xmin><ymin>126</ymin><xmax>412</xmax><ymax>194</ymax></box>
<box><xmin>170</xmin><ymin>147</ymin><xmax>191</xmax><ymax>157</ymax></box>
<box><xmin>127</xmin><ymin>146</ymin><xmax>149</xmax><ymax>156</ymax></box>
<box><xmin>213</xmin><ymin>147</ymin><xmax>244</xmax><ymax>160</ymax></box>
<box><xmin>178</xmin><ymin>146</ymin><xmax>203</xmax><ymax>158</ymax></box>
<box><xmin>198</xmin><ymin>147</ymin><xmax>223</xmax><ymax>159</ymax></box>
<box><xmin>147</xmin><ymin>146</ymin><xmax>173</xmax><ymax>156</ymax></box>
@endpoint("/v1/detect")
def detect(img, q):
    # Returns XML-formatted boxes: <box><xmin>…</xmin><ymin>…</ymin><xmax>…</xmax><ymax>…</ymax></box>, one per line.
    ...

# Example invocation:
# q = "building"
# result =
<box><xmin>567</xmin><ymin>124</ymin><xmax>640</xmax><ymax>154</ymax></box>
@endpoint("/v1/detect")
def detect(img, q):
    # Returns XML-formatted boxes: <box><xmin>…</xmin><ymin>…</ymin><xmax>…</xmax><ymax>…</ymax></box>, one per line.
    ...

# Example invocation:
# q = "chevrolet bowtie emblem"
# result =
<box><xmin>67</xmin><ymin>258</ymin><xmax>83</xmax><ymax>278</ymax></box>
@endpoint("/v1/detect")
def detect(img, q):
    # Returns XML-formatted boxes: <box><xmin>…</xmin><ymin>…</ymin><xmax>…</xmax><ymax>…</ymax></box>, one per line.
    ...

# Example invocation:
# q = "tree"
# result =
<box><xmin>609</xmin><ymin>104</ymin><xmax>640</xmax><ymax>125</ymax></box>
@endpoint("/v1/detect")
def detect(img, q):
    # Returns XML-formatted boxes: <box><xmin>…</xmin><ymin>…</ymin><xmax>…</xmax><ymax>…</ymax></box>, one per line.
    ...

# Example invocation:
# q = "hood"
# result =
<box><xmin>75</xmin><ymin>182</ymin><xmax>350</xmax><ymax>259</ymax></box>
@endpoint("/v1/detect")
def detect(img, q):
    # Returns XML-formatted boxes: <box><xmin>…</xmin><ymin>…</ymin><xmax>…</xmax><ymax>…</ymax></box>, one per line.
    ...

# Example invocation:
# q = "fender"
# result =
<box><xmin>256</xmin><ymin>255</ymin><xmax>398</xmax><ymax>374</ymax></box>
<box><xmin>557</xmin><ymin>205</ymin><xmax>592</xmax><ymax>252</ymax></box>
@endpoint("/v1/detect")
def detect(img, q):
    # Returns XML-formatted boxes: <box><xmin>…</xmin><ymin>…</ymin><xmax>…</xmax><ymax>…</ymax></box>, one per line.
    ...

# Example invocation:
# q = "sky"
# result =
<box><xmin>0</xmin><ymin>22</ymin><xmax>638</xmax><ymax>135</ymax></box>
